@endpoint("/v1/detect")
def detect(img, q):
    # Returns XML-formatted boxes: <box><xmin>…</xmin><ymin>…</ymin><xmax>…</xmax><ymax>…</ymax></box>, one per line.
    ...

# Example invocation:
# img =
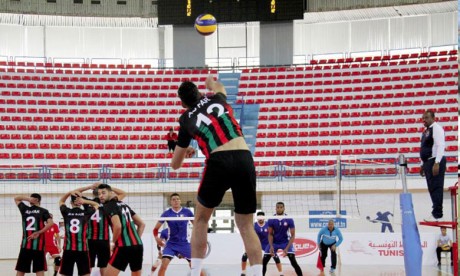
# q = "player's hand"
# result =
<box><xmin>155</xmin><ymin>237</ymin><xmax>165</xmax><ymax>247</ymax></box>
<box><xmin>419</xmin><ymin>166</ymin><xmax>425</xmax><ymax>177</ymax></box>
<box><xmin>432</xmin><ymin>163</ymin><xmax>439</xmax><ymax>176</ymax></box>
<box><xmin>331</xmin><ymin>245</ymin><xmax>336</xmax><ymax>252</ymax></box>
<box><xmin>71</xmin><ymin>191</ymin><xmax>82</xmax><ymax>197</ymax></box>
<box><xmin>27</xmin><ymin>232</ymin><xmax>40</xmax><ymax>240</ymax></box>
<box><xmin>91</xmin><ymin>182</ymin><xmax>102</xmax><ymax>190</ymax></box>
<box><xmin>282</xmin><ymin>249</ymin><xmax>288</xmax><ymax>257</ymax></box>
<box><xmin>185</xmin><ymin>147</ymin><xmax>196</xmax><ymax>158</ymax></box>
<box><xmin>269</xmin><ymin>246</ymin><xmax>274</xmax><ymax>256</ymax></box>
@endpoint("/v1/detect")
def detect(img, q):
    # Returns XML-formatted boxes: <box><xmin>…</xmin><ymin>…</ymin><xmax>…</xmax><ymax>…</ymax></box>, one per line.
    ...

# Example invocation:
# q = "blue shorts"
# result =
<box><xmin>264</xmin><ymin>242</ymin><xmax>294</xmax><ymax>255</ymax></box>
<box><xmin>163</xmin><ymin>242</ymin><xmax>191</xmax><ymax>260</ymax></box>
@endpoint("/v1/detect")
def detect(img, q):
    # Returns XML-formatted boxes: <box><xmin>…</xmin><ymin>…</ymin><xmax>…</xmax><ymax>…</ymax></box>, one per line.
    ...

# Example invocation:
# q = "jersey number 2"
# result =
<box><xmin>26</xmin><ymin>216</ymin><xmax>36</xmax><ymax>231</ymax></box>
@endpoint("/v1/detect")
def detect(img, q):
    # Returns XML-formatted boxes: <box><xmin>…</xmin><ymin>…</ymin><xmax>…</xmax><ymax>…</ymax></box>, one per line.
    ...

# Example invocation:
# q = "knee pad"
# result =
<box><xmin>241</xmin><ymin>253</ymin><xmax>248</xmax><ymax>262</ymax></box>
<box><xmin>273</xmin><ymin>254</ymin><xmax>280</xmax><ymax>264</ymax></box>
<box><xmin>54</xmin><ymin>256</ymin><xmax>61</xmax><ymax>266</ymax></box>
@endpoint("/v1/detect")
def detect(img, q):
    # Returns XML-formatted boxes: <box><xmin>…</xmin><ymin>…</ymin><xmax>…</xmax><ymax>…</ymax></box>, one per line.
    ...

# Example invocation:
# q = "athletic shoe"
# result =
<box><xmin>241</xmin><ymin>274</ymin><xmax>246</xmax><ymax>276</ymax></box>
<box><xmin>330</xmin><ymin>268</ymin><xmax>336</xmax><ymax>273</ymax></box>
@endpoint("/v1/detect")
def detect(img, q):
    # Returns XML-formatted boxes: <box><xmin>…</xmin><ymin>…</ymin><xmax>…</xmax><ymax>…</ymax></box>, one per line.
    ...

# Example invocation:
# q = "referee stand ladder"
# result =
<box><xmin>420</xmin><ymin>181</ymin><xmax>458</xmax><ymax>276</ymax></box>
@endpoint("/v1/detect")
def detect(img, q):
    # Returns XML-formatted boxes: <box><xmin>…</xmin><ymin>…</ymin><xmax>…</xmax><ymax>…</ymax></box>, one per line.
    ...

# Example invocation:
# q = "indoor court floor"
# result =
<box><xmin>0</xmin><ymin>261</ymin><xmax>455</xmax><ymax>276</ymax></box>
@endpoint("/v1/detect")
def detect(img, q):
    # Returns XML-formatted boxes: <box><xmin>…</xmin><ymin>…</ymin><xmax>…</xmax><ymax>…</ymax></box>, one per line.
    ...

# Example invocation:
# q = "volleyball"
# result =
<box><xmin>194</xmin><ymin>14</ymin><xmax>217</xmax><ymax>36</ymax></box>
<box><xmin>441</xmin><ymin>244</ymin><xmax>450</xmax><ymax>250</ymax></box>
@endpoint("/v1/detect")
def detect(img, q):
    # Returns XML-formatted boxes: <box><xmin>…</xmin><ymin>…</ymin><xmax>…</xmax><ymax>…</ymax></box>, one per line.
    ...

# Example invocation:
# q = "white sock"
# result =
<box><xmin>191</xmin><ymin>258</ymin><xmax>204</xmax><ymax>276</ymax></box>
<box><xmin>242</xmin><ymin>269</ymin><xmax>246</xmax><ymax>274</ymax></box>
<box><xmin>251</xmin><ymin>264</ymin><xmax>263</xmax><ymax>276</ymax></box>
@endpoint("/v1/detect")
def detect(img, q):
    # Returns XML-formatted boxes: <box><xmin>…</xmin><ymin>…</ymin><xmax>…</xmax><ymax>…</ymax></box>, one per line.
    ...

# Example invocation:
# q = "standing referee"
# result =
<box><xmin>419</xmin><ymin>110</ymin><xmax>446</xmax><ymax>222</ymax></box>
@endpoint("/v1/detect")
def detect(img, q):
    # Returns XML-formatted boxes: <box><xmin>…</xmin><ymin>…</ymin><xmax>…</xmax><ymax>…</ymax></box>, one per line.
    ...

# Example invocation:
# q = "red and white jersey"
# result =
<box><xmin>45</xmin><ymin>223</ymin><xmax>60</xmax><ymax>247</ymax></box>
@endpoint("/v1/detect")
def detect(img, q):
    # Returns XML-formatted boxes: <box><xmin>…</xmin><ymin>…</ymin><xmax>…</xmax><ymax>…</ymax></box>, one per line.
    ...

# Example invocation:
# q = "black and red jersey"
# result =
<box><xmin>103</xmin><ymin>200</ymin><xmax>142</xmax><ymax>247</ymax></box>
<box><xmin>177</xmin><ymin>93</ymin><xmax>243</xmax><ymax>158</ymax></box>
<box><xmin>60</xmin><ymin>205</ymin><xmax>95</xmax><ymax>251</ymax></box>
<box><xmin>84</xmin><ymin>198</ymin><xmax>110</xmax><ymax>241</ymax></box>
<box><xmin>18</xmin><ymin>202</ymin><xmax>51</xmax><ymax>250</ymax></box>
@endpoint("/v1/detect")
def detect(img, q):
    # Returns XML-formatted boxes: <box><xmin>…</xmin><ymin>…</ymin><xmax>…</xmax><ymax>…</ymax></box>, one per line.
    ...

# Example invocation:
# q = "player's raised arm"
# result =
<box><xmin>205</xmin><ymin>75</ymin><xmax>226</xmax><ymax>96</ymax></box>
<box><xmin>14</xmin><ymin>195</ymin><xmax>31</xmax><ymax>206</ymax></box>
<box><xmin>58</xmin><ymin>191</ymin><xmax>75</xmax><ymax>206</ymax></box>
<box><xmin>74</xmin><ymin>182</ymin><xmax>101</xmax><ymax>194</ymax></box>
<box><xmin>111</xmin><ymin>186</ymin><xmax>127</xmax><ymax>201</ymax></box>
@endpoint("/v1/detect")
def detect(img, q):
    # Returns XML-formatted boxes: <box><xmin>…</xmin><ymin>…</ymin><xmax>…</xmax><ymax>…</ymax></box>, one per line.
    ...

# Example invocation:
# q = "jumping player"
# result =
<box><xmin>172</xmin><ymin>76</ymin><xmax>262</xmax><ymax>276</ymax></box>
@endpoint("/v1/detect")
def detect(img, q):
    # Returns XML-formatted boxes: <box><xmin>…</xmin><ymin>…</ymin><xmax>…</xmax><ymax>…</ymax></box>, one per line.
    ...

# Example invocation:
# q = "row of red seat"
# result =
<box><xmin>240</xmin><ymin>89</ymin><xmax>456</xmax><ymax>97</ymax></box>
<box><xmin>1</xmin><ymin>83</ymin><xmax>188</xmax><ymax>90</ymax></box>
<box><xmin>0</xmin><ymin>142</ymin><xmax>167</xmax><ymax>150</ymax></box>
<box><xmin>1</xmin><ymin>75</ymin><xmax>206</xmax><ymax>83</ymax></box>
<box><xmin>239</xmin><ymin>80</ymin><xmax>456</xmax><ymax>90</ymax></box>
<box><xmin>238</xmin><ymin>96</ymin><xmax>457</xmax><ymax>105</ymax></box>
<box><xmin>240</xmin><ymin>72</ymin><xmax>457</xmax><ymax>82</ymax></box>
<box><xmin>255</xmin><ymin>136</ymin><xmax>457</xmax><ymax>147</ymax></box>
<box><xmin>255</xmin><ymin>126</ymin><xmax>459</xmax><ymax>138</ymax></box>
<box><xmin>0</xmin><ymin>152</ymin><xmax>173</xmax><ymax>160</ymax></box>
<box><xmin>253</xmin><ymin>146</ymin><xmax>458</xmax><ymax>157</ymax></box>
<box><xmin>257</xmin><ymin>117</ymin><xmax>456</xmax><ymax>128</ymax></box>
<box><xmin>0</xmin><ymin>90</ymin><xmax>179</xmax><ymax>98</ymax></box>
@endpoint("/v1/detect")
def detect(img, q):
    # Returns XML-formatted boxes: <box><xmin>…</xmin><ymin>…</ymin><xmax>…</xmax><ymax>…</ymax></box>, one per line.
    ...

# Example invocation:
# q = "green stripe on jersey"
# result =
<box><xmin>221</xmin><ymin>114</ymin><xmax>238</xmax><ymax>139</ymax></box>
<box><xmin>198</xmin><ymin>125</ymin><xmax>217</xmax><ymax>150</ymax></box>
<box><xmin>121</xmin><ymin>215</ymin><xmax>131</xmax><ymax>246</ymax></box>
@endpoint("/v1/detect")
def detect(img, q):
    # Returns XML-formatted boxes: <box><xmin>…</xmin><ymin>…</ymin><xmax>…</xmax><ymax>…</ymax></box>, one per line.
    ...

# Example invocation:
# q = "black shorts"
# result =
<box><xmin>109</xmin><ymin>245</ymin><xmax>143</xmax><ymax>272</ymax></box>
<box><xmin>88</xmin><ymin>239</ymin><xmax>110</xmax><ymax>268</ymax></box>
<box><xmin>198</xmin><ymin>150</ymin><xmax>257</xmax><ymax>214</ymax></box>
<box><xmin>59</xmin><ymin>250</ymin><xmax>91</xmax><ymax>276</ymax></box>
<box><xmin>15</xmin><ymin>248</ymin><xmax>47</xmax><ymax>273</ymax></box>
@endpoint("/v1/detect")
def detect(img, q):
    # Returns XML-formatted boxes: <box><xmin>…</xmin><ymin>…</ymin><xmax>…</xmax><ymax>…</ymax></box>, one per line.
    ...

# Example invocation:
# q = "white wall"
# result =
<box><xmin>294</xmin><ymin>11</ymin><xmax>457</xmax><ymax>57</ymax></box>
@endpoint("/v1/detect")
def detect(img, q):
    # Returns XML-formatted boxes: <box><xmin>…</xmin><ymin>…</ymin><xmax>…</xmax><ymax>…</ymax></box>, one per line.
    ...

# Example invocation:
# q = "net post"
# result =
<box><xmin>336</xmin><ymin>155</ymin><xmax>341</xmax><ymax>217</ymax></box>
<box><xmin>398</xmin><ymin>154</ymin><xmax>408</xmax><ymax>193</ymax></box>
<box><xmin>449</xmin><ymin>184</ymin><xmax>458</xmax><ymax>275</ymax></box>
<box><xmin>399</xmin><ymin>153</ymin><xmax>422</xmax><ymax>276</ymax></box>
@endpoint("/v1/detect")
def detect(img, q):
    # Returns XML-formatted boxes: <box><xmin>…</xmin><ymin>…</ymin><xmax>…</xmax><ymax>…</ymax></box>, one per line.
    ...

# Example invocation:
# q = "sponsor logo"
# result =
<box><xmin>293</xmin><ymin>238</ymin><xmax>318</xmax><ymax>257</ymax></box>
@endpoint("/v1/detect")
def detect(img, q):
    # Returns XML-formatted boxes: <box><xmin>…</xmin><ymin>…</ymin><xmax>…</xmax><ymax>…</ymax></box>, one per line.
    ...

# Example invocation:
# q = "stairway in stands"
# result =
<box><xmin>219</xmin><ymin>72</ymin><xmax>258</xmax><ymax>154</ymax></box>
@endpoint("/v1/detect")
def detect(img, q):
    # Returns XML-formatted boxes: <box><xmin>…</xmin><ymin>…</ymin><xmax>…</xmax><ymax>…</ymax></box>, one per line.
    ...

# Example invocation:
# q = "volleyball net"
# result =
<box><xmin>0</xmin><ymin>155</ymin><xmax>410</xmax><ymax>259</ymax></box>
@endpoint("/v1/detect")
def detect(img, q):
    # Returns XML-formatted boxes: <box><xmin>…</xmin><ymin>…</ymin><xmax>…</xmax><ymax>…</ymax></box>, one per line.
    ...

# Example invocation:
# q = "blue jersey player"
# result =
<box><xmin>241</xmin><ymin>211</ymin><xmax>283</xmax><ymax>276</ymax></box>
<box><xmin>153</xmin><ymin>193</ymin><xmax>203</xmax><ymax>276</ymax></box>
<box><xmin>264</xmin><ymin>202</ymin><xmax>303</xmax><ymax>276</ymax></box>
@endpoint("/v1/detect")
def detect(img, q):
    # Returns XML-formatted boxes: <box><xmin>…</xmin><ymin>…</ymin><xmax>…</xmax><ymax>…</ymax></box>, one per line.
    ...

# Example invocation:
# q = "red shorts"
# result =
<box><xmin>45</xmin><ymin>245</ymin><xmax>60</xmax><ymax>257</ymax></box>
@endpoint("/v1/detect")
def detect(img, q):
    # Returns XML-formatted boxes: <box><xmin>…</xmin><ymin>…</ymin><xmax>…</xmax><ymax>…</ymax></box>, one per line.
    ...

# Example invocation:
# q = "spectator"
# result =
<box><xmin>165</xmin><ymin>128</ymin><xmax>178</xmax><ymax>153</ymax></box>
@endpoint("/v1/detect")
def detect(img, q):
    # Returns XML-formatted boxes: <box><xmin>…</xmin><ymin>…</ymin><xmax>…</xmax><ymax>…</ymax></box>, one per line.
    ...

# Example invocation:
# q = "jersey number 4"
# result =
<box><xmin>90</xmin><ymin>210</ymin><xmax>101</xmax><ymax>223</ymax></box>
